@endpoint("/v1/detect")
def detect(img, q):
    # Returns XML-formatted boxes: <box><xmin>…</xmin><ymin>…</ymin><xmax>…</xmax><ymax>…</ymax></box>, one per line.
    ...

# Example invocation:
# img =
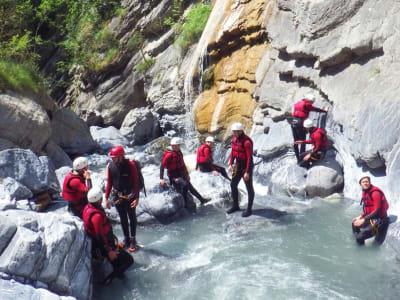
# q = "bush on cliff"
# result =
<box><xmin>176</xmin><ymin>3</ymin><xmax>211</xmax><ymax>54</ymax></box>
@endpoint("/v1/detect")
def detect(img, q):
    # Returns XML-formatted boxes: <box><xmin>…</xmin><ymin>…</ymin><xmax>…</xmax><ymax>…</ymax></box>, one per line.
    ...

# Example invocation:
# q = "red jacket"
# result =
<box><xmin>83</xmin><ymin>203</ymin><xmax>113</xmax><ymax>252</ymax></box>
<box><xmin>105</xmin><ymin>159</ymin><xmax>139</xmax><ymax>200</ymax></box>
<box><xmin>196</xmin><ymin>143</ymin><xmax>213</xmax><ymax>168</ymax></box>
<box><xmin>304</xmin><ymin>127</ymin><xmax>328</xmax><ymax>153</ymax></box>
<box><xmin>229</xmin><ymin>134</ymin><xmax>253</xmax><ymax>172</ymax></box>
<box><xmin>62</xmin><ymin>172</ymin><xmax>89</xmax><ymax>212</ymax></box>
<box><xmin>361</xmin><ymin>185</ymin><xmax>389</xmax><ymax>219</ymax></box>
<box><xmin>160</xmin><ymin>149</ymin><xmax>188</xmax><ymax>179</ymax></box>
<box><xmin>293</xmin><ymin>99</ymin><xmax>325</xmax><ymax>119</ymax></box>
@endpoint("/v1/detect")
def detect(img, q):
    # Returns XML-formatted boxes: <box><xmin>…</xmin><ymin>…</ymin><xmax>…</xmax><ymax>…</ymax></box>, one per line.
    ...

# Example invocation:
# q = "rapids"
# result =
<box><xmin>93</xmin><ymin>195</ymin><xmax>399</xmax><ymax>300</ymax></box>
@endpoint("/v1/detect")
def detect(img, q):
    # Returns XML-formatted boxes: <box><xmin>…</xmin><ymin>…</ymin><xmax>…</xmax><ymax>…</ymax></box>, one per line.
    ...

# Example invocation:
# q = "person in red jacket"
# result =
<box><xmin>352</xmin><ymin>176</ymin><xmax>389</xmax><ymax>245</ymax></box>
<box><xmin>104</xmin><ymin>146</ymin><xmax>139</xmax><ymax>252</ymax></box>
<box><xmin>196</xmin><ymin>136</ymin><xmax>230</xmax><ymax>181</ymax></box>
<box><xmin>62</xmin><ymin>156</ymin><xmax>92</xmax><ymax>218</ymax></box>
<box><xmin>226</xmin><ymin>122</ymin><xmax>254</xmax><ymax>217</ymax></box>
<box><xmin>83</xmin><ymin>188</ymin><xmax>134</xmax><ymax>285</ymax></box>
<box><xmin>291</xmin><ymin>94</ymin><xmax>328</xmax><ymax>162</ymax></box>
<box><xmin>294</xmin><ymin>119</ymin><xmax>328</xmax><ymax>169</ymax></box>
<box><xmin>160</xmin><ymin>137</ymin><xmax>210</xmax><ymax>207</ymax></box>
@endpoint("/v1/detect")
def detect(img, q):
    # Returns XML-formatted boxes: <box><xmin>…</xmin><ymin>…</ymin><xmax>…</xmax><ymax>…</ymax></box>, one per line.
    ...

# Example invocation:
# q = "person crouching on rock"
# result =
<box><xmin>83</xmin><ymin>188</ymin><xmax>134</xmax><ymax>285</ymax></box>
<box><xmin>226</xmin><ymin>122</ymin><xmax>255</xmax><ymax>218</ymax></box>
<box><xmin>294</xmin><ymin>119</ymin><xmax>328</xmax><ymax>169</ymax></box>
<box><xmin>291</xmin><ymin>94</ymin><xmax>328</xmax><ymax>162</ymax></box>
<box><xmin>195</xmin><ymin>136</ymin><xmax>230</xmax><ymax>181</ymax></box>
<box><xmin>105</xmin><ymin>145</ymin><xmax>139</xmax><ymax>252</ymax></box>
<box><xmin>62</xmin><ymin>157</ymin><xmax>92</xmax><ymax>219</ymax></box>
<box><xmin>160</xmin><ymin>137</ymin><xmax>210</xmax><ymax>207</ymax></box>
<box><xmin>352</xmin><ymin>176</ymin><xmax>389</xmax><ymax>245</ymax></box>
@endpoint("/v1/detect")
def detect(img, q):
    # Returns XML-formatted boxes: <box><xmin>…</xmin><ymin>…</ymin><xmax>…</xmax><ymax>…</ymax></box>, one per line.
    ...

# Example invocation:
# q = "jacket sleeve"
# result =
<box><xmin>69</xmin><ymin>177</ymin><xmax>89</xmax><ymax>193</ymax></box>
<box><xmin>310</xmin><ymin>104</ymin><xmax>327</xmax><ymax>113</ymax></box>
<box><xmin>363</xmin><ymin>191</ymin><xmax>382</xmax><ymax>221</ymax></box>
<box><xmin>160</xmin><ymin>152</ymin><xmax>168</xmax><ymax>179</ymax></box>
<box><xmin>92</xmin><ymin>213</ymin><xmax>112</xmax><ymax>252</ymax></box>
<box><xmin>130</xmin><ymin>161</ymin><xmax>139</xmax><ymax>199</ymax></box>
<box><xmin>105</xmin><ymin>166</ymin><xmax>112</xmax><ymax>200</ymax></box>
<box><xmin>229</xmin><ymin>139</ymin><xmax>234</xmax><ymax>165</ymax></box>
<box><xmin>311</xmin><ymin>131</ymin><xmax>325</xmax><ymax>153</ymax></box>
<box><xmin>244</xmin><ymin>140</ymin><xmax>253</xmax><ymax>173</ymax></box>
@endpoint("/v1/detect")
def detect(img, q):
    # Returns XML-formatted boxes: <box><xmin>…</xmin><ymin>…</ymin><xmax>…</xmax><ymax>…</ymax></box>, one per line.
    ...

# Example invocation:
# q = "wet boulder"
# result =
<box><xmin>0</xmin><ymin>177</ymin><xmax>33</xmax><ymax>201</ymax></box>
<box><xmin>305</xmin><ymin>151</ymin><xmax>344</xmax><ymax>198</ymax></box>
<box><xmin>0</xmin><ymin>149</ymin><xmax>59</xmax><ymax>194</ymax></box>
<box><xmin>44</xmin><ymin>140</ymin><xmax>72</xmax><ymax>169</ymax></box>
<box><xmin>120</xmin><ymin>107</ymin><xmax>161</xmax><ymax>145</ymax></box>
<box><xmin>50</xmin><ymin>108</ymin><xmax>97</xmax><ymax>156</ymax></box>
<box><xmin>90</xmin><ymin>126</ymin><xmax>130</xmax><ymax>152</ymax></box>
<box><xmin>0</xmin><ymin>210</ymin><xmax>91</xmax><ymax>300</ymax></box>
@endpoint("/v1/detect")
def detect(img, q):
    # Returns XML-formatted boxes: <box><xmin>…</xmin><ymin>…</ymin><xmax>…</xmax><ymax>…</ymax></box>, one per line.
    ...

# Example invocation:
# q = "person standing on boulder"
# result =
<box><xmin>352</xmin><ymin>176</ymin><xmax>389</xmax><ymax>245</ymax></box>
<box><xmin>294</xmin><ymin>119</ymin><xmax>328</xmax><ymax>169</ymax></box>
<box><xmin>83</xmin><ymin>188</ymin><xmax>134</xmax><ymax>285</ymax></box>
<box><xmin>105</xmin><ymin>146</ymin><xmax>139</xmax><ymax>252</ymax></box>
<box><xmin>160</xmin><ymin>137</ymin><xmax>210</xmax><ymax>207</ymax></box>
<box><xmin>62</xmin><ymin>156</ymin><xmax>92</xmax><ymax>219</ymax></box>
<box><xmin>291</xmin><ymin>94</ymin><xmax>328</xmax><ymax>162</ymax></box>
<box><xmin>196</xmin><ymin>136</ymin><xmax>230</xmax><ymax>181</ymax></box>
<box><xmin>226</xmin><ymin>122</ymin><xmax>255</xmax><ymax>218</ymax></box>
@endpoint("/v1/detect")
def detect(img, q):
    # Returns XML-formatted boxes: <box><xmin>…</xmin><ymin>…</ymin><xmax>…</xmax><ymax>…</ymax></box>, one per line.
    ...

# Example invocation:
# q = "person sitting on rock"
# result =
<box><xmin>83</xmin><ymin>188</ymin><xmax>134</xmax><ymax>285</ymax></box>
<box><xmin>226</xmin><ymin>122</ymin><xmax>255</xmax><ymax>218</ymax></box>
<box><xmin>195</xmin><ymin>136</ymin><xmax>230</xmax><ymax>181</ymax></box>
<box><xmin>291</xmin><ymin>94</ymin><xmax>328</xmax><ymax>162</ymax></box>
<box><xmin>105</xmin><ymin>145</ymin><xmax>139</xmax><ymax>252</ymax></box>
<box><xmin>352</xmin><ymin>176</ymin><xmax>389</xmax><ymax>245</ymax></box>
<box><xmin>62</xmin><ymin>156</ymin><xmax>92</xmax><ymax>219</ymax></box>
<box><xmin>294</xmin><ymin>119</ymin><xmax>328</xmax><ymax>169</ymax></box>
<box><xmin>160</xmin><ymin>137</ymin><xmax>210</xmax><ymax>207</ymax></box>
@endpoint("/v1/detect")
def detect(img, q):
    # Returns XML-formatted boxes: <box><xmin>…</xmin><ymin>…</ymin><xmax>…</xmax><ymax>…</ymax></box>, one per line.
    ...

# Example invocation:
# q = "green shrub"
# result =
<box><xmin>136</xmin><ymin>58</ymin><xmax>155</xmax><ymax>73</ymax></box>
<box><xmin>176</xmin><ymin>4</ymin><xmax>211</xmax><ymax>54</ymax></box>
<box><xmin>0</xmin><ymin>60</ymin><xmax>44</xmax><ymax>94</ymax></box>
<box><xmin>127</xmin><ymin>31</ymin><xmax>145</xmax><ymax>52</ymax></box>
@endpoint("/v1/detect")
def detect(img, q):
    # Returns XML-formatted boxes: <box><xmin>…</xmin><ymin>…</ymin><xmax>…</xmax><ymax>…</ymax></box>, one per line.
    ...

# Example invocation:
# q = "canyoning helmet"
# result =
<box><xmin>88</xmin><ymin>188</ymin><xmax>103</xmax><ymax>203</ymax></box>
<box><xmin>231</xmin><ymin>122</ymin><xmax>243</xmax><ymax>131</ymax></box>
<box><xmin>171</xmin><ymin>137</ymin><xmax>183</xmax><ymax>145</ymax></box>
<box><xmin>305</xmin><ymin>93</ymin><xmax>315</xmax><ymax>102</ymax></box>
<box><xmin>73</xmin><ymin>157</ymin><xmax>88</xmax><ymax>171</ymax></box>
<box><xmin>109</xmin><ymin>145</ymin><xmax>125</xmax><ymax>158</ymax></box>
<box><xmin>205</xmin><ymin>136</ymin><xmax>215</xmax><ymax>143</ymax></box>
<box><xmin>303</xmin><ymin>119</ymin><xmax>314</xmax><ymax>128</ymax></box>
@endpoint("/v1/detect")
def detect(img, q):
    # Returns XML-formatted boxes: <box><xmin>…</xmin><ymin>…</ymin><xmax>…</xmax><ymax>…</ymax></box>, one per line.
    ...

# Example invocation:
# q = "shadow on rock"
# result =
<box><xmin>252</xmin><ymin>207</ymin><xmax>288</xmax><ymax>219</ymax></box>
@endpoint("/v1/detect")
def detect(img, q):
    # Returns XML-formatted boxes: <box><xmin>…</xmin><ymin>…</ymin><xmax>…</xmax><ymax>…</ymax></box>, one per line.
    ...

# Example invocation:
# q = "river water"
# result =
<box><xmin>93</xmin><ymin>195</ymin><xmax>400</xmax><ymax>300</ymax></box>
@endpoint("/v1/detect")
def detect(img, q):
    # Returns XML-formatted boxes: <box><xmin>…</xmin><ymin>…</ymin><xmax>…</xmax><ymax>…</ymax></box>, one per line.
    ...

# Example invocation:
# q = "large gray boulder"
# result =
<box><xmin>120</xmin><ymin>107</ymin><xmax>161</xmax><ymax>145</ymax></box>
<box><xmin>0</xmin><ymin>93</ymin><xmax>51</xmax><ymax>154</ymax></box>
<box><xmin>0</xmin><ymin>149</ymin><xmax>59</xmax><ymax>194</ymax></box>
<box><xmin>0</xmin><ymin>211</ymin><xmax>91</xmax><ymax>300</ymax></box>
<box><xmin>90</xmin><ymin>126</ymin><xmax>130</xmax><ymax>152</ymax></box>
<box><xmin>44</xmin><ymin>140</ymin><xmax>72</xmax><ymax>169</ymax></box>
<box><xmin>50</xmin><ymin>108</ymin><xmax>97</xmax><ymax>155</ymax></box>
<box><xmin>0</xmin><ymin>177</ymin><xmax>33</xmax><ymax>201</ymax></box>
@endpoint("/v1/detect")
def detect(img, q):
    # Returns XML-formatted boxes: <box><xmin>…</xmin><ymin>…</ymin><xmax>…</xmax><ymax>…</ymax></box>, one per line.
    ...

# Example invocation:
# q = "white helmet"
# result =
<box><xmin>305</xmin><ymin>94</ymin><xmax>315</xmax><ymax>102</ymax></box>
<box><xmin>231</xmin><ymin>122</ymin><xmax>243</xmax><ymax>131</ymax></box>
<box><xmin>73</xmin><ymin>157</ymin><xmax>88</xmax><ymax>171</ymax></box>
<box><xmin>88</xmin><ymin>188</ymin><xmax>103</xmax><ymax>203</ymax></box>
<box><xmin>303</xmin><ymin>119</ymin><xmax>314</xmax><ymax>128</ymax></box>
<box><xmin>205</xmin><ymin>136</ymin><xmax>215</xmax><ymax>143</ymax></box>
<box><xmin>171</xmin><ymin>137</ymin><xmax>183</xmax><ymax>145</ymax></box>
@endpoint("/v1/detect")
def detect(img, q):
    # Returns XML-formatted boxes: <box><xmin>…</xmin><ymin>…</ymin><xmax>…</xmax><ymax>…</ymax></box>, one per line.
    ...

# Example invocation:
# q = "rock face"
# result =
<box><xmin>50</xmin><ymin>108</ymin><xmax>98</xmax><ymax>156</ymax></box>
<box><xmin>0</xmin><ymin>93</ymin><xmax>52</xmax><ymax>154</ymax></box>
<box><xmin>0</xmin><ymin>149</ymin><xmax>60</xmax><ymax>194</ymax></box>
<box><xmin>0</xmin><ymin>212</ymin><xmax>91</xmax><ymax>300</ymax></box>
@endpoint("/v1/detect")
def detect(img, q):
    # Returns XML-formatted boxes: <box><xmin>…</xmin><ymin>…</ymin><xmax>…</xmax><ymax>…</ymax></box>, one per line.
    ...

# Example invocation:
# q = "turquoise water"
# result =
<box><xmin>93</xmin><ymin>199</ymin><xmax>400</xmax><ymax>300</ymax></box>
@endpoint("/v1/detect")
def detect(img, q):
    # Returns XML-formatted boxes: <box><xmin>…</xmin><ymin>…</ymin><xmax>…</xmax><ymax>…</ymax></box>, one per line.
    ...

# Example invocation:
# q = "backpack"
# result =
<box><xmin>132</xmin><ymin>159</ymin><xmax>146</xmax><ymax>197</ymax></box>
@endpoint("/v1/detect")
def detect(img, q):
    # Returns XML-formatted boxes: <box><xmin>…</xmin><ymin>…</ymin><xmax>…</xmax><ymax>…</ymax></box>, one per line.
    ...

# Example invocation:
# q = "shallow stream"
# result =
<box><xmin>93</xmin><ymin>196</ymin><xmax>400</xmax><ymax>300</ymax></box>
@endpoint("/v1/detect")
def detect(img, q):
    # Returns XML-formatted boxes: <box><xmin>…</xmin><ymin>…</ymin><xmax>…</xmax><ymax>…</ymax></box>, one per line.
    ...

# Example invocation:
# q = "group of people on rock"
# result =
<box><xmin>61</xmin><ymin>94</ymin><xmax>390</xmax><ymax>284</ymax></box>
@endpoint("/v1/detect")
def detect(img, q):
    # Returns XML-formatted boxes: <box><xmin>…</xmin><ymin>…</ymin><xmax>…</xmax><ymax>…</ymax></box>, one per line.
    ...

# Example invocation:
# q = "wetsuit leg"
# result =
<box><xmin>172</xmin><ymin>177</ymin><xmax>190</xmax><ymax>206</ymax></box>
<box><xmin>375</xmin><ymin>217</ymin><xmax>389</xmax><ymax>244</ymax></box>
<box><xmin>187</xmin><ymin>181</ymin><xmax>208</xmax><ymax>203</ymax></box>
<box><xmin>127</xmin><ymin>205</ymin><xmax>137</xmax><ymax>238</ymax></box>
<box><xmin>213</xmin><ymin>164</ymin><xmax>231</xmax><ymax>181</ymax></box>
<box><xmin>199</xmin><ymin>163</ymin><xmax>213</xmax><ymax>172</ymax></box>
<box><xmin>298</xmin><ymin>151</ymin><xmax>312</xmax><ymax>169</ymax></box>
<box><xmin>291</xmin><ymin>123</ymin><xmax>306</xmax><ymax>162</ymax></box>
<box><xmin>230</xmin><ymin>169</ymin><xmax>243</xmax><ymax>209</ymax></box>
<box><xmin>68</xmin><ymin>203</ymin><xmax>83</xmax><ymax>219</ymax></box>
<box><xmin>244</xmin><ymin>171</ymin><xmax>255</xmax><ymax>212</ymax></box>
<box><xmin>116</xmin><ymin>201</ymin><xmax>130</xmax><ymax>239</ymax></box>
<box><xmin>353</xmin><ymin>222</ymin><xmax>374</xmax><ymax>245</ymax></box>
